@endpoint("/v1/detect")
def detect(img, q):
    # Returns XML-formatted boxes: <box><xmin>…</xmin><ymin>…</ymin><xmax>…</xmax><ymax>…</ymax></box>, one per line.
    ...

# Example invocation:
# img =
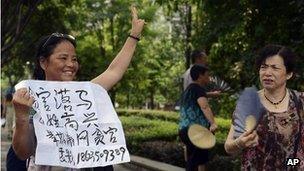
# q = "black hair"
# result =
<box><xmin>191</xmin><ymin>50</ymin><xmax>207</xmax><ymax>64</ymax></box>
<box><xmin>5</xmin><ymin>93</ymin><xmax>13</xmax><ymax>102</ymax></box>
<box><xmin>190</xmin><ymin>64</ymin><xmax>209</xmax><ymax>81</ymax></box>
<box><xmin>255</xmin><ymin>44</ymin><xmax>296</xmax><ymax>74</ymax></box>
<box><xmin>33</xmin><ymin>34</ymin><xmax>76</xmax><ymax>80</ymax></box>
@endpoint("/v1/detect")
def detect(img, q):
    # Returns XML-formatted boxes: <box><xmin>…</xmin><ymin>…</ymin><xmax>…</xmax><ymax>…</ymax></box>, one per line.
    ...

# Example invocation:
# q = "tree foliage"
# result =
<box><xmin>1</xmin><ymin>0</ymin><xmax>43</xmax><ymax>65</ymax></box>
<box><xmin>157</xmin><ymin>0</ymin><xmax>304</xmax><ymax>91</ymax></box>
<box><xmin>1</xmin><ymin>0</ymin><xmax>81</xmax><ymax>87</ymax></box>
<box><xmin>2</xmin><ymin>0</ymin><xmax>303</xmax><ymax>109</ymax></box>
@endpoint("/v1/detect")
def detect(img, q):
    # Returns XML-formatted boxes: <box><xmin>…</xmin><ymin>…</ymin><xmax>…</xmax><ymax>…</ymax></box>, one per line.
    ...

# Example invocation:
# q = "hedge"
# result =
<box><xmin>117</xmin><ymin>109</ymin><xmax>179</xmax><ymax>122</ymax></box>
<box><xmin>118</xmin><ymin>109</ymin><xmax>231</xmax><ymax>143</ymax></box>
<box><xmin>117</xmin><ymin>109</ymin><xmax>237</xmax><ymax>168</ymax></box>
<box><xmin>120</xmin><ymin>116</ymin><xmax>178</xmax><ymax>143</ymax></box>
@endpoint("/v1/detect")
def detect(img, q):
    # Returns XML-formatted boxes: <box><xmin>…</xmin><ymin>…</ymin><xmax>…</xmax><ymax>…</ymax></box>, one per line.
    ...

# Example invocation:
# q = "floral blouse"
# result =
<box><xmin>242</xmin><ymin>90</ymin><xmax>304</xmax><ymax>171</ymax></box>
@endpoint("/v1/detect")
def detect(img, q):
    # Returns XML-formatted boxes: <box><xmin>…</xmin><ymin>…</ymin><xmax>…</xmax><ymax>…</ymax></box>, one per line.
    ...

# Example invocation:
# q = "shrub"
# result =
<box><xmin>121</xmin><ymin>116</ymin><xmax>178</xmax><ymax>143</ymax></box>
<box><xmin>127</xmin><ymin>140</ymin><xmax>238</xmax><ymax>168</ymax></box>
<box><xmin>207</xmin><ymin>155</ymin><xmax>241</xmax><ymax>171</ymax></box>
<box><xmin>118</xmin><ymin>109</ymin><xmax>236</xmax><ymax>168</ymax></box>
<box><xmin>218</xmin><ymin>94</ymin><xmax>238</xmax><ymax>119</ymax></box>
<box><xmin>131</xmin><ymin>141</ymin><xmax>185</xmax><ymax>167</ymax></box>
<box><xmin>119</xmin><ymin>109</ymin><xmax>231</xmax><ymax>143</ymax></box>
<box><xmin>117</xmin><ymin>109</ymin><xmax>179</xmax><ymax>122</ymax></box>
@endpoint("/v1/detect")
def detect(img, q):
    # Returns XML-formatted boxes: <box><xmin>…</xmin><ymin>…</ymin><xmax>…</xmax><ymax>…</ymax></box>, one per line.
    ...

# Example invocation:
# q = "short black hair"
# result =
<box><xmin>190</xmin><ymin>64</ymin><xmax>209</xmax><ymax>81</ymax></box>
<box><xmin>5</xmin><ymin>93</ymin><xmax>13</xmax><ymax>102</ymax></box>
<box><xmin>255</xmin><ymin>44</ymin><xmax>296</xmax><ymax>74</ymax></box>
<box><xmin>191</xmin><ymin>50</ymin><xmax>207</xmax><ymax>64</ymax></box>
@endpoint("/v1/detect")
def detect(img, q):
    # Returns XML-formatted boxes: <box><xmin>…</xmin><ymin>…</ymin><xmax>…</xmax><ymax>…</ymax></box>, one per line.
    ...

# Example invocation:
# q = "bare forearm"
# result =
<box><xmin>107</xmin><ymin>37</ymin><xmax>138</xmax><ymax>77</ymax></box>
<box><xmin>224</xmin><ymin>138</ymin><xmax>242</xmax><ymax>155</ymax></box>
<box><xmin>12</xmin><ymin>88</ymin><xmax>36</xmax><ymax>160</ymax></box>
<box><xmin>206</xmin><ymin>92</ymin><xmax>215</xmax><ymax>98</ymax></box>
<box><xmin>12</xmin><ymin>117</ymin><xmax>34</xmax><ymax>160</ymax></box>
<box><xmin>201</xmin><ymin>107</ymin><xmax>215</xmax><ymax>124</ymax></box>
<box><xmin>206</xmin><ymin>91</ymin><xmax>221</xmax><ymax>98</ymax></box>
<box><xmin>224</xmin><ymin>126</ymin><xmax>242</xmax><ymax>155</ymax></box>
<box><xmin>91</xmin><ymin>37</ymin><xmax>138</xmax><ymax>90</ymax></box>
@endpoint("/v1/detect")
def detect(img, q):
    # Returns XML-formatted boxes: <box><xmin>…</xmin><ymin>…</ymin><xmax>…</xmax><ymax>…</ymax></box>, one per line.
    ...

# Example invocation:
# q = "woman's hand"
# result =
<box><xmin>130</xmin><ymin>6</ymin><xmax>145</xmax><ymax>38</ymax></box>
<box><xmin>235</xmin><ymin>130</ymin><xmax>259</xmax><ymax>149</ymax></box>
<box><xmin>209</xmin><ymin>123</ymin><xmax>218</xmax><ymax>133</ymax></box>
<box><xmin>12</xmin><ymin>88</ymin><xmax>35</xmax><ymax>159</ymax></box>
<box><xmin>13</xmin><ymin>88</ymin><xmax>34</xmax><ymax>119</ymax></box>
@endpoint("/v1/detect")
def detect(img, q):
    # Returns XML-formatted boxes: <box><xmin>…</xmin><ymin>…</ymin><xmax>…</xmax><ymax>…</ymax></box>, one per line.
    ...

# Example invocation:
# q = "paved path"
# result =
<box><xmin>1</xmin><ymin>128</ymin><xmax>132</xmax><ymax>171</ymax></box>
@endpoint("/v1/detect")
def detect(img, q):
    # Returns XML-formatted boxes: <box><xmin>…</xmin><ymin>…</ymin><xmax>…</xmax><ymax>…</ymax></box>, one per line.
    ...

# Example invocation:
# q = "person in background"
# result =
<box><xmin>179</xmin><ymin>64</ymin><xmax>218</xmax><ymax>171</ymax></box>
<box><xmin>1</xmin><ymin>94</ymin><xmax>6</xmax><ymax>128</ymax></box>
<box><xmin>225</xmin><ymin>44</ymin><xmax>304</xmax><ymax>170</ymax></box>
<box><xmin>5</xmin><ymin>91</ymin><xmax>15</xmax><ymax>139</ymax></box>
<box><xmin>182</xmin><ymin>50</ymin><xmax>221</xmax><ymax>98</ymax></box>
<box><xmin>181</xmin><ymin>50</ymin><xmax>221</xmax><ymax>169</ymax></box>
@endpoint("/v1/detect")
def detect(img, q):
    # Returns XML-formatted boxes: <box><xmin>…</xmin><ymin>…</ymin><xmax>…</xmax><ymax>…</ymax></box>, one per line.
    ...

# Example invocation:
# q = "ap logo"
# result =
<box><xmin>286</xmin><ymin>158</ymin><xmax>300</xmax><ymax>166</ymax></box>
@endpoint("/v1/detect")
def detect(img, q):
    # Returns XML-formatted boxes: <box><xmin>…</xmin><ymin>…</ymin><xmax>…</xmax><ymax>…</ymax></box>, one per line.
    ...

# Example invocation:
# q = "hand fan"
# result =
<box><xmin>233</xmin><ymin>87</ymin><xmax>265</xmax><ymax>138</ymax></box>
<box><xmin>205</xmin><ymin>76</ymin><xmax>231</xmax><ymax>92</ymax></box>
<box><xmin>188</xmin><ymin>124</ymin><xmax>216</xmax><ymax>149</ymax></box>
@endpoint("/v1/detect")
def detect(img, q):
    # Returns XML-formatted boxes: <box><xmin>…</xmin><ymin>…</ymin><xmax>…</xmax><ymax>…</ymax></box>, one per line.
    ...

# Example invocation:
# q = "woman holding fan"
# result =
<box><xmin>225</xmin><ymin>44</ymin><xmax>303</xmax><ymax>170</ymax></box>
<box><xmin>179</xmin><ymin>64</ymin><xmax>218</xmax><ymax>171</ymax></box>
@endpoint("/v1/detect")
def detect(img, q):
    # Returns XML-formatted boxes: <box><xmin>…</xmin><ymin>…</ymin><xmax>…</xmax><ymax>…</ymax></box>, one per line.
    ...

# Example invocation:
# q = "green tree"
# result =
<box><xmin>1</xmin><ymin>0</ymin><xmax>79</xmax><ymax>87</ymax></box>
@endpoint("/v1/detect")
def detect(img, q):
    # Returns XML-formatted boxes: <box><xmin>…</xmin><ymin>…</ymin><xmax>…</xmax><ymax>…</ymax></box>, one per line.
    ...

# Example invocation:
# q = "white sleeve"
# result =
<box><xmin>183</xmin><ymin>69</ymin><xmax>192</xmax><ymax>90</ymax></box>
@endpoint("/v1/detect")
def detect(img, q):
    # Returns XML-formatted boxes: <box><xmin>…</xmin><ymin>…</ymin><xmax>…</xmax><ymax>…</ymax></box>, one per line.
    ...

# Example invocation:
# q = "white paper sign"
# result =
<box><xmin>15</xmin><ymin>80</ymin><xmax>130</xmax><ymax>168</ymax></box>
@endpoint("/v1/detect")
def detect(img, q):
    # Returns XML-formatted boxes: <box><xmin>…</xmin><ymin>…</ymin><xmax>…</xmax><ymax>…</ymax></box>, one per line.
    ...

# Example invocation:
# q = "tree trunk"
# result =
<box><xmin>149</xmin><ymin>87</ymin><xmax>155</xmax><ymax>109</ymax></box>
<box><xmin>185</xmin><ymin>3</ymin><xmax>192</xmax><ymax>69</ymax></box>
<box><xmin>109</xmin><ymin>88</ymin><xmax>116</xmax><ymax>107</ymax></box>
<box><xmin>109</xmin><ymin>15</ymin><xmax>116</xmax><ymax>106</ymax></box>
<box><xmin>1</xmin><ymin>0</ymin><xmax>43</xmax><ymax>66</ymax></box>
<box><xmin>127</xmin><ymin>92</ymin><xmax>130</xmax><ymax>109</ymax></box>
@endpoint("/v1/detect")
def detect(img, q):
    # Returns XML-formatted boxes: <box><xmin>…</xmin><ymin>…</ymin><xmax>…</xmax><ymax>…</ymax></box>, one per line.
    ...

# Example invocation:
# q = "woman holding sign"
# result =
<box><xmin>11</xmin><ymin>6</ymin><xmax>144</xmax><ymax>171</ymax></box>
<box><xmin>225</xmin><ymin>44</ymin><xmax>304</xmax><ymax>170</ymax></box>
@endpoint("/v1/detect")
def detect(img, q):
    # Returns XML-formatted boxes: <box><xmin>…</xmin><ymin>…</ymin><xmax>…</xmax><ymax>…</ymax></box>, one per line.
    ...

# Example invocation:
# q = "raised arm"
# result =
<box><xmin>206</xmin><ymin>90</ymin><xmax>221</xmax><ymax>98</ymax></box>
<box><xmin>12</xmin><ymin>88</ymin><xmax>35</xmax><ymax>160</ymax></box>
<box><xmin>91</xmin><ymin>6</ymin><xmax>145</xmax><ymax>91</ymax></box>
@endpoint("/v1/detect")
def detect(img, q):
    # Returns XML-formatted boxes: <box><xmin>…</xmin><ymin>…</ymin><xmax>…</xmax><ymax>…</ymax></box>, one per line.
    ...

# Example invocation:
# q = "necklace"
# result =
<box><xmin>264</xmin><ymin>89</ymin><xmax>287</xmax><ymax>108</ymax></box>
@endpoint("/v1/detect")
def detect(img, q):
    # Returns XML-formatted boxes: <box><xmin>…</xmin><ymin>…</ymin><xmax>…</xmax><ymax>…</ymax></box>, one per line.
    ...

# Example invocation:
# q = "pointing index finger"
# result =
<box><xmin>131</xmin><ymin>6</ymin><xmax>138</xmax><ymax>20</ymax></box>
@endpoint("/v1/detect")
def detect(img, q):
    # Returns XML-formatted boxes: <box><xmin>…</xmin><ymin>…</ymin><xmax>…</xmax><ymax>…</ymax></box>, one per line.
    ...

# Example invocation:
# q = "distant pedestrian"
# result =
<box><xmin>5</xmin><ymin>91</ymin><xmax>14</xmax><ymax>139</ymax></box>
<box><xmin>182</xmin><ymin>50</ymin><xmax>221</xmax><ymax>97</ymax></box>
<box><xmin>1</xmin><ymin>95</ymin><xmax>6</xmax><ymax>127</ymax></box>
<box><xmin>179</xmin><ymin>64</ymin><xmax>218</xmax><ymax>171</ymax></box>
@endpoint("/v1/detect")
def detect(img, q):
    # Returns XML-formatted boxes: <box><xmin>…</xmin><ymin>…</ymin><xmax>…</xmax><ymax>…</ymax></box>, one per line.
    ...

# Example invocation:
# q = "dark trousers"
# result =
<box><xmin>6</xmin><ymin>145</ymin><xmax>27</xmax><ymax>171</ymax></box>
<box><xmin>179</xmin><ymin>128</ymin><xmax>209</xmax><ymax>171</ymax></box>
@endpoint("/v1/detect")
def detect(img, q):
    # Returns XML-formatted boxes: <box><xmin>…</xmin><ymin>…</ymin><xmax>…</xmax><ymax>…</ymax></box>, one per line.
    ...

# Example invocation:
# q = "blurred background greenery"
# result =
<box><xmin>2</xmin><ymin>0</ymin><xmax>303</xmax><ymax>110</ymax></box>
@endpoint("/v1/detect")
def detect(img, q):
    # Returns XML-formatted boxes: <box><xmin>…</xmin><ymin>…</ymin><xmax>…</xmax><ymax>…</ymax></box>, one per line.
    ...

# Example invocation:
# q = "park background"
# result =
<box><xmin>1</xmin><ymin>0</ymin><xmax>304</xmax><ymax>170</ymax></box>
